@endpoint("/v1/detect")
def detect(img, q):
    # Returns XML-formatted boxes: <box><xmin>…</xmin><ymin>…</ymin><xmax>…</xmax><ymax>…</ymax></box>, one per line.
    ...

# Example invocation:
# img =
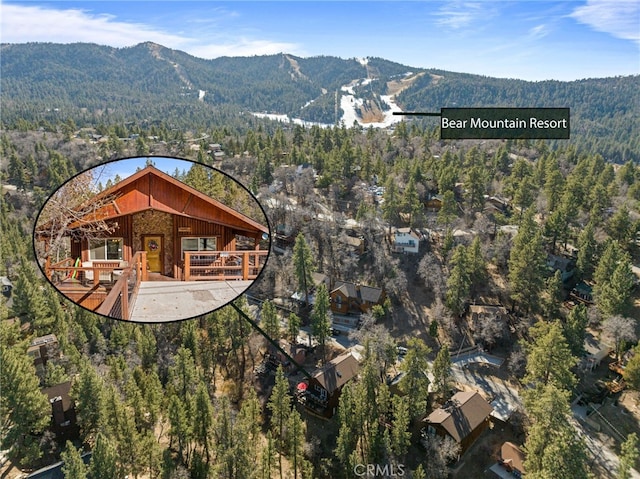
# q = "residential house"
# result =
<box><xmin>338</xmin><ymin>234</ymin><xmax>366</xmax><ymax>256</ymax></box>
<box><xmin>272</xmin><ymin>339</ymin><xmax>308</xmax><ymax>372</ymax></box>
<box><xmin>39</xmin><ymin>165</ymin><xmax>268</xmax><ymax>280</ymax></box>
<box><xmin>299</xmin><ymin>352</ymin><xmax>360</xmax><ymax>417</ymax></box>
<box><xmin>425</xmin><ymin>194</ymin><xmax>443</xmax><ymax>212</ymax></box>
<box><xmin>547</xmin><ymin>254</ymin><xmax>575</xmax><ymax>283</ymax></box>
<box><xmin>40</xmin><ymin>381</ymin><xmax>78</xmax><ymax>440</ymax></box>
<box><xmin>27</xmin><ymin>334</ymin><xmax>59</xmax><ymax>375</ymax></box>
<box><xmin>390</xmin><ymin>227</ymin><xmax>420</xmax><ymax>254</ymax></box>
<box><xmin>329</xmin><ymin>281</ymin><xmax>385</xmax><ymax>315</ymax></box>
<box><xmin>38</xmin><ymin>165</ymin><xmax>269</xmax><ymax>316</ymax></box>
<box><xmin>497</xmin><ymin>442</ymin><xmax>525</xmax><ymax>477</ymax></box>
<box><xmin>423</xmin><ymin>391</ymin><xmax>493</xmax><ymax>456</ymax></box>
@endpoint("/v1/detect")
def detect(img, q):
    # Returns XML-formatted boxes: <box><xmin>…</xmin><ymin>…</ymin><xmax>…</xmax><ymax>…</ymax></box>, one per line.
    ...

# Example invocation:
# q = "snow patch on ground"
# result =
<box><xmin>250</xmin><ymin>112</ymin><xmax>332</xmax><ymax>129</ymax></box>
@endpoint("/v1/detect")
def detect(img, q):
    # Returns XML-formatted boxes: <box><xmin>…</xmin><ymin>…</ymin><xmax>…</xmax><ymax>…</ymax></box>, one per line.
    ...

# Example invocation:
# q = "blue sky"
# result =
<box><xmin>1</xmin><ymin>1</ymin><xmax>638</xmax><ymax>81</ymax></box>
<box><xmin>88</xmin><ymin>157</ymin><xmax>195</xmax><ymax>187</ymax></box>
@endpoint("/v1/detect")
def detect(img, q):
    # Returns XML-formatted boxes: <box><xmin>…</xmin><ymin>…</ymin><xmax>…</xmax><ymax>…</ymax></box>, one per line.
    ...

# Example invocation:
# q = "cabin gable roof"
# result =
<box><xmin>69</xmin><ymin>166</ymin><xmax>268</xmax><ymax>237</ymax></box>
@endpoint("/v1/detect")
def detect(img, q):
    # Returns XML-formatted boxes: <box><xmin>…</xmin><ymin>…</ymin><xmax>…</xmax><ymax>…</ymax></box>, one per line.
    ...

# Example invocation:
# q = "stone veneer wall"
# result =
<box><xmin>132</xmin><ymin>210</ymin><xmax>174</xmax><ymax>276</ymax></box>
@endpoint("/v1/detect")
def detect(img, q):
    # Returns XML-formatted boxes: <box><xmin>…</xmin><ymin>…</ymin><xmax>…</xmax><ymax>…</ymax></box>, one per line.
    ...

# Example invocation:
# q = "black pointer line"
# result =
<box><xmin>392</xmin><ymin>112</ymin><xmax>441</xmax><ymax>117</ymax></box>
<box><xmin>230</xmin><ymin>301</ymin><xmax>314</xmax><ymax>381</ymax></box>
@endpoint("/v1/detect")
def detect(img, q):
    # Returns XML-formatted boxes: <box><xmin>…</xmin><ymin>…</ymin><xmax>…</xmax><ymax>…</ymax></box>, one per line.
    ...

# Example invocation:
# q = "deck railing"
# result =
<box><xmin>95</xmin><ymin>251</ymin><xmax>147</xmax><ymax>320</ymax></box>
<box><xmin>184</xmin><ymin>250</ymin><xmax>268</xmax><ymax>281</ymax></box>
<box><xmin>46</xmin><ymin>258</ymin><xmax>125</xmax><ymax>286</ymax></box>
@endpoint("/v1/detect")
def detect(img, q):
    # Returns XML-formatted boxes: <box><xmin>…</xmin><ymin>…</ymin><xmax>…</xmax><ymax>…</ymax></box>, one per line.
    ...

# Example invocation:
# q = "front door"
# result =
<box><xmin>143</xmin><ymin>235</ymin><xmax>163</xmax><ymax>273</ymax></box>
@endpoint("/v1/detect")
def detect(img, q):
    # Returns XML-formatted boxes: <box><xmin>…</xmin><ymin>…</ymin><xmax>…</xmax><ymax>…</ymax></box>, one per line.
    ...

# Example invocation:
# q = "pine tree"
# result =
<box><xmin>623</xmin><ymin>343</ymin><xmax>640</xmax><ymax>390</ymax></box>
<box><xmin>193</xmin><ymin>382</ymin><xmax>214</xmax><ymax>463</ymax></box>
<box><xmin>542</xmin><ymin>270</ymin><xmax>564</xmax><ymax>320</ymax></box>
<box><xmin>261</xmin><ymin>300</ymin><xmax>281</xmax><ymax>341</ymax></box>
<box><xmin>293</xmin><ymin>234</ymin><xmax>315</xmax><ymax>305</ymax></box>
<box><xmin>564</xmin><ymin>304</ymin><xmax>588</xmax><ymax>357</ymax></box>
<box><xmin>61</xmin><ymin>441</ymin><xmax>88</xmax><ymax>479</ymax></box>
<box><xmin>432</xmin><ymin>345</ymin><xmax>452</xmax><ymax>399</ymax></box>
<box><xmin>445</xmin><ymin>245</ymin><xmax>470</xmax><ymax>317</ymax></box>
<box><xmin>508</xmin><ymin>209</ymin><xmax>547</xmax><ymax>313</ymax></box>
<box><xmin>287</xmin><ymin>312</ymin><xmax>301</xmax><ymax>344</ymax></box>
<box><xmin>268</xmin><ymin>366</ymin><xmax>291</xmax><ymax>479</ymax></box>
<box><xmin>88</xmin><ymin>433</ymin><xmax>118</xmax><ymax>479</ymax></box>
<box><xmin>71</xmin><ymin>360</ymin><xmax>106</xmax><ymax>445</ymax></box>
<box><xmin>390</xmin><ymin>395</ymin><xmax>411</xmax><ymax>460</ymax></box>
<box><xmin>523</xmin><ymin>383</ymin><xmax>589</xmax><ymax>479</ymax></box>
<box><xmin>311</xmin><ymin>283</ymin><xmax>332</xmax><ymax>363</ymax></box>
<box><xmin>0</xmin><ymin>343</ymin><xmax>51</xmax><ymax>466</ymax></box>
<box><xmin>287</xmin><ymin>408</ymin><xmax>307</xmax><ymax>479</ymax></box>
<box><xmin>576</xmin><ymin>221</ymin><xmax>597</xmax><ymax>280</ymax></box>
<box><xmin>398</xmin><ymin>337</ymin><xmax>431</xmax><ymax>418</ymax></box>
<box><xmin>618</xmin><ymin>433</ymin><xmax>639</xmax><ymax>479</ymax></box>
<box><xmin>523</xmin><ymin>321</ymin><xmax>577</xmax><ymax>390</ymax></box>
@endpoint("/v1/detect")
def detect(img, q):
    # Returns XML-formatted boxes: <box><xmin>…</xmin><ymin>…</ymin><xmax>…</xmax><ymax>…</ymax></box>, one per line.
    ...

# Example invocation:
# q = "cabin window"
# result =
<box><xmin>89</xmin><ymin>238</ymin><xmax>123</xmax><ymax>261</ymax></box>
<box><xmin>181</xmin><ymin>237</ymin><xmax>218</xmax><ymax>257</ymax></box>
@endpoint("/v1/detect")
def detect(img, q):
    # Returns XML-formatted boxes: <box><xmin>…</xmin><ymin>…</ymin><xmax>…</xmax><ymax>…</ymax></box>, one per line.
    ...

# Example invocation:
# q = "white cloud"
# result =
<box><xmin>188</xmin><ymin>38</ymin><xmax>303</xmax><ymax>58</ymax></box>
<box><xmin>570</xmin><ymin>0</ymin><xmax>640</xmax><ymax>44</ymax></box>
<box><xmin>528</xmin><ymin>24</ymin><xmax>550</xmax><ymax>40</ymax></box>
<box><xmin>433</xmin><ymin>2</ymin><xmax>493</xmax><ymax>29</ymax></box>
<box><xmin>0</xmin><ymin>3</ymin><xmax>303</xmax><ymax>58</ymax></box>
<box><xmin>1</xmin><ymin>4</ymin><xmax>189</xmax><ymax>47</ymax></box>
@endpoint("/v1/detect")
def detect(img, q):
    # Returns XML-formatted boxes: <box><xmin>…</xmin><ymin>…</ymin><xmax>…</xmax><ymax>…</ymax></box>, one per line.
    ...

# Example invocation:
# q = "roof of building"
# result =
<box><xmin>26</xmin><ymin>453</ymin><xmax>92</xmax><ymax>479</ymax></box>
<box><xmin>312</xmin><ymin>272</ymin><xmax>329</xmax><ymax>288</ymax></box>
<box><xmin>425</xmin><ymin>391</ymin><xmax>493</xmax><ymax>443</ymax></box>
<box><xmin>395</xmin><ymin>227</ymin><xmax>419</xmax><ymax>238</ymax></box>
<box><xmin>501</xmin><ymin>442</ymin><xmax>525</xmax><ymax>473</ymax></box>
<box><xmin>359</xmin><ymin>285</ymin><xmax>384</xmax><ymax>304</ymax></box>
<box><xmin>46</xmin><ymin>165</ymin><xmax>268</xmax><ymax>238</ymax></box>
<box><xmin>0</xmin><ymin>276</ymin><xmax>12</xmax><ymax>287</ymax></box>
<box><xmin>312</xmin><ymin>352</ymin><xmax>360</xmax><ymax>394</ymax></box>
<box><xmin>332</xmin><ymin>281</ymin><xmax>358</xmax><ymax>300</ymax></box>
<box><xmin>41</xmin><ymin>381</ymin><xmax>74</xmax><ymax>413</ymax></box>
<box><xmin>331</xmin><ymin>281</ymin><xmax>383</xmax><ymax>302</ymax></box>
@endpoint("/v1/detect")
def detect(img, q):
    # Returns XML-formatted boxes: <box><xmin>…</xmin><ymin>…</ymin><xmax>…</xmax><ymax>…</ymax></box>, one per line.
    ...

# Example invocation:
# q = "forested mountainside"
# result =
<box><xmin>1</xmin><ymin>42</ymin><xmax>638</xmax><ymax>162</ymax></box>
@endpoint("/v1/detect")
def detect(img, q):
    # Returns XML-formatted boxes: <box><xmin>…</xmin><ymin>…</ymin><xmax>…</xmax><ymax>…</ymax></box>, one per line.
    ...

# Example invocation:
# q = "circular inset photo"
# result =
<box><xmin>33</xmin><ymin>156</ymin><xmax>270</xmax><ymax>323</ymax></box>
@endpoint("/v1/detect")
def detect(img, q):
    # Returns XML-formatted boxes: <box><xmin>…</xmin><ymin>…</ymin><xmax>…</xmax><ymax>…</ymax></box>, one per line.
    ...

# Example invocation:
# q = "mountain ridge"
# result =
<box><xmin>1</xmin><ymin>42</ymin><xmax>638</xmax><ymax>161</ymax></box>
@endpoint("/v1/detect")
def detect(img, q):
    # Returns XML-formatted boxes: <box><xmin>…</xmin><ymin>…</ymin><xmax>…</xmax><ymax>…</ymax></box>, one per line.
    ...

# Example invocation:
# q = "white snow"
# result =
<box><xmin>198</xmin><ymin>90</ymin><xmax>206</xmax><ymax>101</ymax></box>
<box><xmin>251</xmin><ymin>73</ymin><xmax>407</xmax><ymax>130</ymax></box>
<box><xmin>356</xmin><ymin>57</ymin><xmax>369</xmax><ymax>66</ymax></box>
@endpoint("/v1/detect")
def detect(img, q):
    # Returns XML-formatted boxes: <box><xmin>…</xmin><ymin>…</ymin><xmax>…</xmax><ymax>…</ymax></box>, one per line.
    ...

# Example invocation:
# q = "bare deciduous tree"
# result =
<box><xmin>602</xmin><ymin>315</ymin><xmax>637</xmax><ymax>360</ymax></box>
<box><xmin>35</xmin><ymin>166</ymin><xmax>119</xmax><ymax>263</ymax></box>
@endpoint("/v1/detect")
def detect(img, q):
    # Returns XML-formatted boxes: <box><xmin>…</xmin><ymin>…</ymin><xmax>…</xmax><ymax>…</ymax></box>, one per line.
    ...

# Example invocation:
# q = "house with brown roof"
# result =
<box><xmin>498</xmin><ymin>442</ymin><xmax>525</xmax><ymax>477</ymax></box>
<box><xmin>27</xmin><ymin>334</ymin><xmax>59</xmax><ymax>375</ymax></box>
<box><xmin>329</xmin><ymin>281</ymin><xmax>385</xmax><ymax>315</ymax></box>
<box><xmin>299</xmin><ymin>351</ymin><xmax>360</xmax><ymax>417</ymax></box>
<box><xmin>423</xmin><ymin>391</ymin><xmax>493</xmax><ymax>455</ymax></box>
<box><xmin>40</xmin><ymin>381</ymin><xmax>78</xmax><ymax>440</ymax></box>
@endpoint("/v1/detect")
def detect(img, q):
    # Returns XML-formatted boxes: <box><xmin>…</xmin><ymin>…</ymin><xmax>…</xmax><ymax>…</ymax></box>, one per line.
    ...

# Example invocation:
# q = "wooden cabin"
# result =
<box><xmin>423</xmin><ymin>391</ymin><xmax>493</xmax><ymax>456</ymax></box>
<box><xmin>42</xmin><ymin>165</ymin><xmax>269</xmax><ymax>281</ymax></box>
